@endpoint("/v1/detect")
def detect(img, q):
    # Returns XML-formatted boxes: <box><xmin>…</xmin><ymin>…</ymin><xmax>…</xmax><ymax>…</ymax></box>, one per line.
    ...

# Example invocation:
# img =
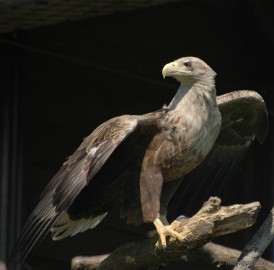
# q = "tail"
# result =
<box><xmin>51</xmin><ymin>212</ymin><xmax>108</xmax><ymax>240</ymax></box>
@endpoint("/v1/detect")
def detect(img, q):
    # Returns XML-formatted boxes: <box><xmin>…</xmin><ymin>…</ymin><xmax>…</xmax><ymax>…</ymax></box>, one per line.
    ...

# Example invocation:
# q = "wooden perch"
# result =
<box><xmin>0</xmin><ymin>262</ymin><xmax>6</xmax><ymax>270</ymax></box>
<box><xmin>72</xmin><ymin>242</ymin><xmax>274</xmax><ymax>270</ymax></box>
<box><xmin>72</xmin><ymin>197</ymin><xmax>261</xmax><ymax>270</ymax></box>
<box><xmin>233</xmin><ymin>206</ymin><xmax>274</xmax><ymax>270</ymax></box>
<box><xmin>178</xmin><ymin>242</ymin><xmax>274</xmax><ymax>269</ymax></box>
<box><xmin>72</xmin><ymin>255</ymin><xmax>109</xmax><ymax>270</ymax></box>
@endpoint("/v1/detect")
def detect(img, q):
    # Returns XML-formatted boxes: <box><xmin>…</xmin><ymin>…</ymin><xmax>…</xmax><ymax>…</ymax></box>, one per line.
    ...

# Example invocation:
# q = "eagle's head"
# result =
<box><xmin>162</xmin><ymin>56</ymin><xmax>216</xmax><ymax>85</ymax></box>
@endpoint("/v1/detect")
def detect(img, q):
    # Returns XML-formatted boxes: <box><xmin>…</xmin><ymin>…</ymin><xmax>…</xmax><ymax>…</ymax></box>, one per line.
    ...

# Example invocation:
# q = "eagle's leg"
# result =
<box><xmin>153</xmin><ymin>216</ymin><xmax>183</xmax><ymax>248</ymax></box>
<box><xmin>147</xmin><ymin>215</ymin><xmax>169</xmax><ymax>238</ymax></box>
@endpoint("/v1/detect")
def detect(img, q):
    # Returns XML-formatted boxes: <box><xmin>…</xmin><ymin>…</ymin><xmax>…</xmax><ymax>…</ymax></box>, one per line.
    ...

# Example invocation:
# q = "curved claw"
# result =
<box><xmin>153</xmin><ymin>246</ymin><xmax>160</xmax><ymax>258</ymax></box>
<box><xmin>153</xmin><ymin>218</ymin><xmax>183</xmax><ymax>249</ymax></box>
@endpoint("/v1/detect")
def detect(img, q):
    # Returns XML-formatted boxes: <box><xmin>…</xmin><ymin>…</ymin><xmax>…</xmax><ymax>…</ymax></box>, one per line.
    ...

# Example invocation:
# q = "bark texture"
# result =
<box><xmin>71</xmin><ymin>197</ymin><xmax>268</xmax><ymax>270</ymax></box>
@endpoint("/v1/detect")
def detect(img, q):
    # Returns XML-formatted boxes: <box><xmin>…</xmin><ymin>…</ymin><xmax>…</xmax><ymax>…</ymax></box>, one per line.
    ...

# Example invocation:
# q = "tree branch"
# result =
<box><xmin>71</xmin><ymin>197</ymin><xmax>261</xmax><ymax>270</ymax></box>
<box><xmin>0</xmin><ymin>261</ymin><xmax>7</xmax><ymax>270</ymax></box>
<box><xmin>233</xmin><ymin>206</ymin><xmax>274</xmax><ymax>270</ymax></box>
<box><xmin>176</xmin><ymin>242</ymin><xmax>274</xmax><ymax>269</ymax></box>
<box><xmin>72</xmin><ymin>255</ymin><xmax>109</xmax><ymax>270</ymax></box>
<box><xmin>72</xmin><ymin>242</ymin><xmax>274</xmax><ymax>270</ymax></box>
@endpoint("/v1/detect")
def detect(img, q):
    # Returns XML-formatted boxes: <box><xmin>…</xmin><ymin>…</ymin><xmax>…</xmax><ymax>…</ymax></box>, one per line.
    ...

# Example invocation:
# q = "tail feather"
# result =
<box><xmin>51</xmin><ymin>212</ymin><xmax>108</xmax><ymax>240</ymax></box>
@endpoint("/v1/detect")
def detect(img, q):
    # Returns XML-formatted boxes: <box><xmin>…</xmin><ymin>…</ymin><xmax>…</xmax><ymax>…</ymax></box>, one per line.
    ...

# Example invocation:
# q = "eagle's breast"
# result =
<box><xmin>162</xmin><ymin>91</ymin><xmax>221</xmax><ymax>181</ymax></box>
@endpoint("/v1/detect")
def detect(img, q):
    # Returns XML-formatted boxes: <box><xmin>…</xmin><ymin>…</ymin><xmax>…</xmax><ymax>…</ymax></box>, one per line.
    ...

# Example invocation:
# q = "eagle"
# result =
<box><xmin>9</xmin><ymin>56</ymin><xmax>268</xmax><ymax>269</ymax></box>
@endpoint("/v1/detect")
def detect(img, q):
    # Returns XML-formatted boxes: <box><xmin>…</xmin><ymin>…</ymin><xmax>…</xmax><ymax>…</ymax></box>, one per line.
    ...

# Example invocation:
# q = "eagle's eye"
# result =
<box><xmin>184</xmin><ymin>61</ymin><xmax>192</xmax><ymax>68</ymax></box>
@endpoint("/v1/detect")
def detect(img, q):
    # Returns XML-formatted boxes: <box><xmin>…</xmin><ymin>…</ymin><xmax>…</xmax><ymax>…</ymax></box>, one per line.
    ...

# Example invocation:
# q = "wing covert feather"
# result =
<box><xmin>9</xmin><ymin>110</ymin><xmax>166</xmax><ymax>269</ymax></box>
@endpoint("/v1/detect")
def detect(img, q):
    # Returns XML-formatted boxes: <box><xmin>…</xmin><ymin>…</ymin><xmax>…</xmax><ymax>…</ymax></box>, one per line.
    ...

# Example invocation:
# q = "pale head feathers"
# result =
<box><xmin>162</xmin><ymin>56</ymin><xmax>216</xmax><ymax>87</ymax></box>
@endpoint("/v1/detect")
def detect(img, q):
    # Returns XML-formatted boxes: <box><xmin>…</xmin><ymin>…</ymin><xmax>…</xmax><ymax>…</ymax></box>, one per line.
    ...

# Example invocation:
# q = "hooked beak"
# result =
<box><xmin>162</xmin><ymin>61</ymin><xmax>191</xmax><ymax>79</ymax></box>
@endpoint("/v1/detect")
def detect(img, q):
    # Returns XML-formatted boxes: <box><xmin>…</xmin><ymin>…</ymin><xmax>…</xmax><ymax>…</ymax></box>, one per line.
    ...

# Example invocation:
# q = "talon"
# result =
<box><xmin>168</xmin><ymin>220</ymin><xmax>182</xmax><ymax>231</ymax></box>
<box><xmin>153</xmin><ymin>218</ymin><xmax>183</xmax><ymax>249</ymax></box>
<box><xmin>153</xmin><ymin>246</ymin><xmax>160</xmax><ymax>258</ymax></box>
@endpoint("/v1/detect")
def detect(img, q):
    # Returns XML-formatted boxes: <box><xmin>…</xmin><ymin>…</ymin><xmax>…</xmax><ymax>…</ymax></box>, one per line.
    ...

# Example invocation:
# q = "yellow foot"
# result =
<box><xmin>153</xmin><ymin>218</ymin><xmax>183</xmax><ymax>248</ymax></box>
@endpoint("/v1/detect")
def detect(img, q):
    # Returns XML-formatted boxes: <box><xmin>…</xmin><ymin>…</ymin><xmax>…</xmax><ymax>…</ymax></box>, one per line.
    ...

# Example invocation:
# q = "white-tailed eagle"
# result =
<box><xmin>9</xmin><ymin>57</ymin><xmax>268</xmax><ymax>269</ymax></box>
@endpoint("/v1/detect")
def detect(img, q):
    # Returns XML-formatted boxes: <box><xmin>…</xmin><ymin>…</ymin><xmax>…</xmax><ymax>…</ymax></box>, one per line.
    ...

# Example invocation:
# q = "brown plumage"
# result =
<box><xmin>9</xmin><ymin>57</ymin><xmax>268</xmax><ymax>269</ymax></box>
<box><xmin>170</xmin><ymin>90</ymin><xmax>268</xmax><ymax>216</ymax></box>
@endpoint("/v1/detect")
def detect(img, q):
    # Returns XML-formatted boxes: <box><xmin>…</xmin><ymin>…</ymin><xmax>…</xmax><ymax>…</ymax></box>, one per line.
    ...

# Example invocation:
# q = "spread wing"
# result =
<box><xmin>9</xmin><ymin>110</ymin><xmax>166</xmax><ymax>269</ymax></box>
<box><xmin>170</xmin><ymin>90</ymin><xmax>268</xmax><ymax>216</ymax></box>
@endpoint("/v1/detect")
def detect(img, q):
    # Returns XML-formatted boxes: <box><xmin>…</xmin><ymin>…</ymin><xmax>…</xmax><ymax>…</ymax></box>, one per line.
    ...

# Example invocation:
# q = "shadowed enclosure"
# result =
<box><xmin>1</xmin><ymin>0</ymin><xmax>273</xmax><ymax>269</ymax></box>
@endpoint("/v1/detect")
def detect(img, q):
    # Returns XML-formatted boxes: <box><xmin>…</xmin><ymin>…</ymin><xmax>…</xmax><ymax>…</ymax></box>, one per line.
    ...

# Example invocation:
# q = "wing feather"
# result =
<box><xmin>9</xmin><ymin>110</ymin><xmax>166</xmax><ymax>269</ymax></box>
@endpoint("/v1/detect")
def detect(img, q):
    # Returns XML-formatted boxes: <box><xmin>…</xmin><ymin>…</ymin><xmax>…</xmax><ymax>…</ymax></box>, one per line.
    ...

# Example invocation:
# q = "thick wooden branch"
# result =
<box><xmin>233</xmin><ymin>206</ymin><xmax>274</xmax><ymax>270</ymax></box>
<box><xmin>177</xmin><ymin>242</ymin><xmax>274</xmax><ymax>269</ymax></box>
<box><xmin>71</xmin><ymin>197</ymin><xmax>261</xmax><ymax>270</ymax></box>
<box><xmin>72</xmin><ymin>255</ymin><xmax>109</xmax><ymax>270</ymax></box>
<box><xmin>0</xmin><ymin>261</ymin><xmax>6</xmax><ymax>270</ymax></box>
<box><xmin>72</xmin><ymin>242</ymin><xmax>274</xmax><ymax>270</ymax></box>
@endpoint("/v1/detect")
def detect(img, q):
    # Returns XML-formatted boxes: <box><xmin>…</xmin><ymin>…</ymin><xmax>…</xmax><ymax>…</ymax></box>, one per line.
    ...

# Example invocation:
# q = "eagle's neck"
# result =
<box><xmin>168</xmin><ymin>84</ymin><xmax>188</xmax><ymax>110</ymax></box>
<box><xmin>168</xmin><ymin>79</ymin><xmax>216</xmax><ymax>110</ymax></box>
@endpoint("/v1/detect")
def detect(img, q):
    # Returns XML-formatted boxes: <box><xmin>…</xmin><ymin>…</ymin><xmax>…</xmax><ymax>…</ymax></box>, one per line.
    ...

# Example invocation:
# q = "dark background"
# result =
<box><xmin>1</xmin><ymin>0</ymin><xmax>273</xmax><ymax>269</ymax></box>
